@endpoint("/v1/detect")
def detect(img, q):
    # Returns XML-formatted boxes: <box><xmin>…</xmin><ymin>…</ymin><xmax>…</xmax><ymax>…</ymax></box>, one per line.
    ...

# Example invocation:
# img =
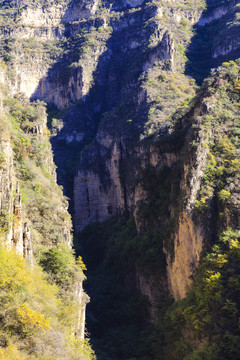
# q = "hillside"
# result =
<box><xmin>1</xmin><ymin>0</ymin><xmax>240</xmax><ymax>359</ymax></box>
<box><xmin>0</xmin><ymin>60</ymin><xmax>94</xmax><ymax>358</ymax></box>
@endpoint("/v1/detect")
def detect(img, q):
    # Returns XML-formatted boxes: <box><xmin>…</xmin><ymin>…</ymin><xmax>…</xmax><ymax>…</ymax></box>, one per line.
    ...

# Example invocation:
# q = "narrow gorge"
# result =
<box><xmin>1</xmin><ymin>0</ymin><xmax>240</xmax><ymax>359</ymax></box>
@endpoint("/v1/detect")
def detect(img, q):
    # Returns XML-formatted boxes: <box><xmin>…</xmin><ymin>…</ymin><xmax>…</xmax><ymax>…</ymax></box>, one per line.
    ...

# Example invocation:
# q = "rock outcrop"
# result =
<box><xmin>2</xmin><ymin>0</ymin><xmax>240</xmax><ymax>338</ymax></box>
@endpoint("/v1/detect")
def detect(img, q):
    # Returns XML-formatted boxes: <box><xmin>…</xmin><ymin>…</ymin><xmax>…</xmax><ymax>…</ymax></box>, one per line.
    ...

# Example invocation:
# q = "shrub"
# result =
<box><xmin>0</xmin><ymin>245</ymin><xmax>94</xmax><ymax>359</ymax></box>
<box><xmin>218</xmin><ymin>189</ymin><xmax>231</xmax><ymax>202</ymax></box>
<box><xmin>39</xmin><ymin>244</ymin><xmax>84</xmax><ymax>287</ymax></box>
<box><xmin>0</xmin><ymin>343</ymin><xmax>22</xmax><ymax>360</ymax></box>
<box><xmin>17</xmin><ymin>304</ymin><xmax>50</xmax><ymax>334</ymax></box>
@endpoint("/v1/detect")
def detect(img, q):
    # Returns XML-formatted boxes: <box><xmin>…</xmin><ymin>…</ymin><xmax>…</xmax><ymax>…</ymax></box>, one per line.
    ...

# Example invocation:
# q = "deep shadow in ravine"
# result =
<box><xmin>30</xmin><ymin>0</ymin><xmax>240</xmax><ymax>358</ymax></box>
<box><xmin>186</xmin><ymin>0</ymin><xmax>240</xmax><ymax>84</ymax></box>
<box><xmin>31</xmin><ymin>3</ymin><xmax>168</xmax><ymax>358</ymax></box>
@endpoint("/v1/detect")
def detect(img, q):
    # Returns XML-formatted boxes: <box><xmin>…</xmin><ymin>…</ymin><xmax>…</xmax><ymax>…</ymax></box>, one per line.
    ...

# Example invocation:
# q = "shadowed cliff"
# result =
<box><xmin>186</xmin><ymin>0</ymin><xmax>240</xmax><ymax>84</ymax></box>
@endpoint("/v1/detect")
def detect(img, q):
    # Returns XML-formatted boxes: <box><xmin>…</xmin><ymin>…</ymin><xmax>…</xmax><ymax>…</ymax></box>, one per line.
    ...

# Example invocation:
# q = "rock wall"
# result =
<box><xmin>71</xmin><ymin>0</ymin><xmax>240</xmax><ymax>304</ymax></box>
<box><xmin>187</xmin><ymin>0</ymin><xmax>240</xmax><ymax>82</ymax></box>
<box><xmin>3</xmin><ymin>0</ymin><xmax>240</xmax><ymax>315</ymax></box>
<box><xmin>0</xmin><ymin>133</ymin><xmax>33</xmax><ymax>265</ymax></box>
<box><xmin>0</xmin><ymin>2</ymin><xmax>91</xmax><ymax>344</ymax></box>
<box><xmin>0</xmin><ymin>0</ymin><xmax>100</xmax><ymax>100</ymax></box>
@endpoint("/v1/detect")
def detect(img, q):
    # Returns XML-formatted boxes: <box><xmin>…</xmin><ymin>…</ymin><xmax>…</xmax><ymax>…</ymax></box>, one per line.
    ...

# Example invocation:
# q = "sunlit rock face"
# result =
<box><xmin>2</xmin><ymin>0</ymin><xmax>240</xmax><ymax>312</ymax></box>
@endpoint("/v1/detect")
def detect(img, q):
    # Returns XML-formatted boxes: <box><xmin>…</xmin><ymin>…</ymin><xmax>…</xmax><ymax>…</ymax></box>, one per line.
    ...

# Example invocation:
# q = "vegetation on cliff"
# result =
<box><xmin>76</xmin><ymin>60</ymin><xmax>240</xmax><ymax>360</ymax></box>
<box><xmin>0</xmin><ymin>61</ymin><xmax>95</xmax><ymax>358</ymax></box>
<box><xmin>163</xmin><ymin>59</ymin><xmax>240</xmax><ymax>360</ymax></box>
<box><xmin>2</xmin><ymin>0</ymin><xmax>240</xmax><ymax>359</ymax></box>
<box><xmin>0</xmin><ymin>245</ymin><xmax>95</xmax><ymax>360</ymax></box>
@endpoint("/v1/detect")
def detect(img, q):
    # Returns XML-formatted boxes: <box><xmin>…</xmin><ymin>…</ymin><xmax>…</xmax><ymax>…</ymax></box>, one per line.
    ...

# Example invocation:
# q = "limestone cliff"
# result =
<box><xmin>70</xmin><ymin>0</ymin><xmax>240</xmax><ymax>305</ymax></box>
<box><xmin>0</xmin><ymin>60</ymin><xmax>91</xmax><ymax>358</ymax></box>
<box><xmin>1</xmin><ymin>0</ymin><xmax>240</xmax><ymax>358</ymax></box>
<box><xmin>1</xmin><ymin>0</ymin><xmax>238</xmax><ymax>305</ymax></box>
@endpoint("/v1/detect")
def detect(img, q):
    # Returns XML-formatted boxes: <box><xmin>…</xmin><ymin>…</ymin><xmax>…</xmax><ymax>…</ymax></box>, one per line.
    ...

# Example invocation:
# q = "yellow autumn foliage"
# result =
<box><xmin>0</xmin><ymin>243</ymin><xmax>95</xmax><ymax>359</ymax></box>
<box><xmin>17</xmin><ymin>304</ymin><xmax>50</xmax><ymax>331</ymax></box>
<box><xmin>0</xmin><ymin>246</ymin><xmax>31</xmax><ymax>291</ymax></box>
<box><xmin>0</xmin><ymin>343</ymin><xmax>24</xmax><ymax>360</ymax></box>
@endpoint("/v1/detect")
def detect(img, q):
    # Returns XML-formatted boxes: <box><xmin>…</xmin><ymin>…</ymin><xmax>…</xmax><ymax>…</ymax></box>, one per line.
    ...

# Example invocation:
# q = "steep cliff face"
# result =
<box><xmin>0</xmin><ymin>131</ymin><xmax>16</xmax><ymax>246</ymax></box>
<box><xmin>1</xmin><ymin>0</ymin><xmax>235</xmax><ymax>310</ymax></box>
<box><xmin>68</xmin><ymin>0</ymin><xmax>201</xmax><ymax>306</ymax></box>
<box><xmin>0</xmin><ymin>65</ymin><xmax>30</xmax><ymax>258</ymax></box>
<box><xmin>0</xmin><ymin>60</ymin><xmax>93</xmax><ymax>358</ymax></box>
<box><xmin>72</xmin><ymin>2</ymin><xmax>200</xmax><ymax>232</ymax></box>
<box><xmin>70</xmin><ymin>0</ymin><xmax>240</xmax><ymax>305</ymax></box>
<box><xmin>2</xmin><ymin>0</ymin><xmax>240</xmax><ymax>359</ymax></box>
<box><xmin>162</xmin><ymin>61</ymin><xmax>240</xmax><ymax>359</ymax></box>
<box><xmin>0</xmin><ymin>0</ymin><xmax>100</xmax><ymax>98</ymax></box>
<box><xmin>76</xmin><ymin>61</ymin><xmax>240</xmax><ymax>359</ymax></box>
<box><xmin>187</xmin><ymin>0</ymin><xmax>240</xmax><ymax>82</ymax></box>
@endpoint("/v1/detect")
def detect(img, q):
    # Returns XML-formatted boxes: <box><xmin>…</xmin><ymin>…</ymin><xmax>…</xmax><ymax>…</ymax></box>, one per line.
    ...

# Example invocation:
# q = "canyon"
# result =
<box><xmin>1</xmin><ymin>0</ymin><xmax>240</xmax><ymax>359</ymax></box>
